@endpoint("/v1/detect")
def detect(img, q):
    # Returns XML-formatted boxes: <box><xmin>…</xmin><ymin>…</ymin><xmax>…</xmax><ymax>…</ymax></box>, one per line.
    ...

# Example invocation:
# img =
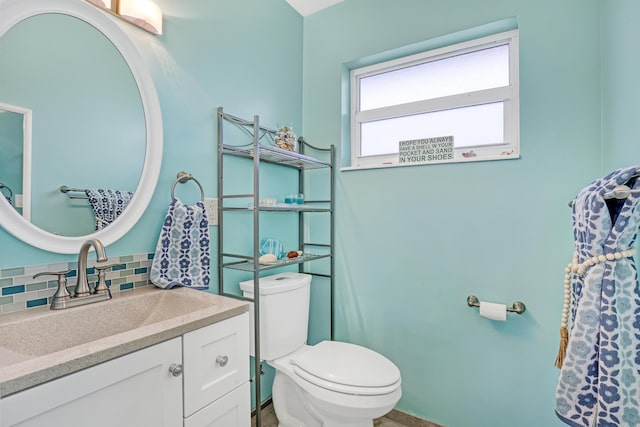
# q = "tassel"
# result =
<box><xmin>556</xmin><ymin>257</ymin><xmax>575</xmax><ymax>369</ymax></box>
<box><xmin>555</xmin><ymin>326</ymin><xmax>569</xmax><ymax>369</ymax></box>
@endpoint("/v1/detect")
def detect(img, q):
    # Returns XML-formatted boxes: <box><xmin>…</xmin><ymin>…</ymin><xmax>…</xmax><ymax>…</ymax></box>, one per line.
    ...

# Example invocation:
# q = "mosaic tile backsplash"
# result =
<box><xmin>0</xmin><ymin>253</ymin><xmax>154</xmax><ymax>313</ymax></box>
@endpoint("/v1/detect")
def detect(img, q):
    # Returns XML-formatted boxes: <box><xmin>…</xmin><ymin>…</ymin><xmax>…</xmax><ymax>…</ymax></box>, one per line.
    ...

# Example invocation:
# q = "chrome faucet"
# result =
<box><xmin>74</xmin><ymin>238</ymin><xmax>108</xmax><ymax>297</ymax></box>
<box><xmin>33</xmin><ymin>238</ymin><xmax>114</xmax><ymax>310</ymax></box>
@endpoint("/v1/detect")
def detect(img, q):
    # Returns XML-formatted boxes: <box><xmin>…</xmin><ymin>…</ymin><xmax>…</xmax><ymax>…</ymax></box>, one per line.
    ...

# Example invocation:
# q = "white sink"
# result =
<box><xmin>0</xmin><ymin>286</ymin><xmax>248</xmax><ymax>397</ymax></box>
<box><xmin>0</xmin><ymin>288</ymin><xmax>212</xmax><ymax>359</ymax></box>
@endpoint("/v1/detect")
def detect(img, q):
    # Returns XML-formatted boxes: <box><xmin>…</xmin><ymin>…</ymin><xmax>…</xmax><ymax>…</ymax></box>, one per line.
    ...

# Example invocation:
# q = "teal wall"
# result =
<box><xmin>0</xmin><ymin>0</ymin><xmax>303</xmax><ymax>266</ymax></box>
<box><xmin>602</xmin><ymin>0</ymin><xmax>640</xmax><ymax>169</ymax></box>
<box><xmin>2</xmin><ymin>0</ymin><xmax>638</xmax><ymax>426</ymax></box>
<box><xmin>301</xmin><ymin>0</ymin><xmax>603</xmax><ymax>426</ymax></box>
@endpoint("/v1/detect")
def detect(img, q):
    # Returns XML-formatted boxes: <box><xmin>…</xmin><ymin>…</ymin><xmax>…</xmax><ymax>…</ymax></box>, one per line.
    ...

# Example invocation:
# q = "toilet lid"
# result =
<box><xmin>290</xmin><ymin>341</ymin><xmax>400</xmax><ymax>393</ymax></box>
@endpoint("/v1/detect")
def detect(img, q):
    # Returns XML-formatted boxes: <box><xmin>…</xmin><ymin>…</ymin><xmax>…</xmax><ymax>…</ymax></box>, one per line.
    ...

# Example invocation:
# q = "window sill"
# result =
<box><xmin>341</xmin><ymin>151</ymin><xmax>520</xmax><ymax>172</ymax></box>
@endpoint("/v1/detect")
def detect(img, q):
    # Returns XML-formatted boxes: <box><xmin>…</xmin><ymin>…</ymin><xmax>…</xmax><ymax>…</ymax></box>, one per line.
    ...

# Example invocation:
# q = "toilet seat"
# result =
<box><xmin>290</xmin><ymin>341</ymin><xmax>401</xmax><ymax>396</ymax></box>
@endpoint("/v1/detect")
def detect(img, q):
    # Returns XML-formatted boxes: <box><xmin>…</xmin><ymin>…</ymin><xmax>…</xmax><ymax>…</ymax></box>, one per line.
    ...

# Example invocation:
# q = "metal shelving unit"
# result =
<box><xmin>216</xmin><ymin>107</ymin><xmax>334</xmax><ymax>426</ymax></box>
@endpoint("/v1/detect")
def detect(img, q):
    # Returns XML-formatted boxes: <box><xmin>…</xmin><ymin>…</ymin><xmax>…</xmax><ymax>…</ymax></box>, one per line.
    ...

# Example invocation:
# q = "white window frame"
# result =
<box><xmin>349</xmin><ymin>30</ymin><xmax>519</xmax><ymax>170</ymax></box>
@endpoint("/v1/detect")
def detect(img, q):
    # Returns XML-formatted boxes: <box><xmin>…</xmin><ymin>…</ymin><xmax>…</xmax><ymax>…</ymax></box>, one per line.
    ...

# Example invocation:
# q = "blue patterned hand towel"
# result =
<box><xmin>150</xmin><ymin>198</ymin><xmax>210</xmax><ymax>290</ymax></box>
<box><xmin>85</xmin><ymin>189</ymin><xmax>134</xmax><ymax>230</ymax></box>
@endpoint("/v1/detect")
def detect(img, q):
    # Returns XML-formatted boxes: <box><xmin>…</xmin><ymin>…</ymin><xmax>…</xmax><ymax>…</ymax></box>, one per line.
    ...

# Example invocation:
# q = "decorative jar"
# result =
<box><xmin>275</xmin><ymin>124</ymin><xmax>297</xmax><ymax>151</ymax></box>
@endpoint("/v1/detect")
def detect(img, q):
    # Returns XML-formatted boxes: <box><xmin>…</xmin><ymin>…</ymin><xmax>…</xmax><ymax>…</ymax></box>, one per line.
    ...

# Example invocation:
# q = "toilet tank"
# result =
<box><xmin>239</xmin><ymin>272</ymin><xmax>311</xmax><ymax>361</ymax></box>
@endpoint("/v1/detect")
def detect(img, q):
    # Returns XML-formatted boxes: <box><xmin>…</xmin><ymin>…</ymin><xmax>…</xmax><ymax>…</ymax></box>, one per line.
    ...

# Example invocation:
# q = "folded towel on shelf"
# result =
<box><xmin>85</xmin><ymin>189</ymin><xmax>134</xmax><ymax>230</ymax></box>
<box><xmin>150</xmin><ymin>198</ymin><xmax>210</xmax><ymax>290</ymax></box>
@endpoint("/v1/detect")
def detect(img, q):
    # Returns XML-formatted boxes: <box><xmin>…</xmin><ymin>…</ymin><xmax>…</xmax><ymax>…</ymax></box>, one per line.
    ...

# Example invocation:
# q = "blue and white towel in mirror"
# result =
<box><xmin>150</xmin><ymin>198</ymin><xmax>210</xmax><ymax>290</ymax></box>
<box><xmin>85</xmin><ymin>189</ymin><xmax>134</xmax><ymax>230</ymax></box>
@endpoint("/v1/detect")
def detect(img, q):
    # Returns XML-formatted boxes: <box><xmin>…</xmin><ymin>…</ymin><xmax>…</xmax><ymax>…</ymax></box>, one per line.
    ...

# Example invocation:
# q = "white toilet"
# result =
<box><xmin>240</xmin><ymin>272</ymin><xmax>402</xmax><ymax>427</ymax></box>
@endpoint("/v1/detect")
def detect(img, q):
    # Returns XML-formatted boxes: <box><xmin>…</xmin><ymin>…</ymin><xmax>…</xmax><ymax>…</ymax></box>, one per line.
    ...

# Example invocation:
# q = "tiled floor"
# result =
<box><xmin>251</xmin><ymin>405</ymin><xmax>278</xmax><ymax>427</ymax></box>
<box><xmin>374</xmin><ymin>416</ymin><xmax>410</xmax><ymax>426</ymax></box>
<box><xmin>251</xmin><ymin>404</ymin><xmax>412</xmax><ymax>426</ymax></box>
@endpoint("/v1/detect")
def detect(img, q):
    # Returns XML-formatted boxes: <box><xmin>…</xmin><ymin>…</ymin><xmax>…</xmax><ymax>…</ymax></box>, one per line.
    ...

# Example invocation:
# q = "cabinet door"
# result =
<box><xmin>183</xmin><ymin>312</ymin><xmax>250</xmax><ymax>417</ymax></box>
<box><xmin>184</xmin><ymin>381</ymin><xmax>250</xmax><ymax>427</ymax></box>
<box><xmin>1</xmin><ymin>338</ymin><xmax>183</xmax><ymax>427</ymax></box>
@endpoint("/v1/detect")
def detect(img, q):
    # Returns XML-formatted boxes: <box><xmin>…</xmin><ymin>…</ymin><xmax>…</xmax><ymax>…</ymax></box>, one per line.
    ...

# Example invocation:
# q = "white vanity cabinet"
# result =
<box><xmin>0</xmin><ymin>312</ymin><xmax>250</xmax><ymax>427</ymax></box>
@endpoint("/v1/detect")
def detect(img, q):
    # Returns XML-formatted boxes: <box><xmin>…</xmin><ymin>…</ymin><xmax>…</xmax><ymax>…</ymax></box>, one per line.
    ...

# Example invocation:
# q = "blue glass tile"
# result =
<box><xmin>87</xmin><ymin>267</ymin><xmax>95</xmax><ymax>275</ymax></box>
<box><xmin>112</xmin><ymin>264</ymin><xmax>126</xmax><ymax>271</ymax></box>
<box><xmin>65</xmin><ymin>270</ymin><xmax>77</xmax><ymax>278</ymax></box>
<box><xmin>120</xmin><ymin>283</ymin><xmax>134</xmax><ymax>290</ymax></box>
<box><xmin>147</xmin><ymin>253</ymin><xmax>154</xmax><ymax>260</ymax></box>
<box><xmin>134</xmin><ymin>267</ymin><xmax>148</xmax><ymax>275</ymax></box>
<box><xmin>27</xmin><ymin>298</ymin><xmax>48</xmax><ymax>308</ymax></box>
<box><xmin>2</xmin><ymin>285</ymin><xmax>25</xmax><ymax>296</ymax></box>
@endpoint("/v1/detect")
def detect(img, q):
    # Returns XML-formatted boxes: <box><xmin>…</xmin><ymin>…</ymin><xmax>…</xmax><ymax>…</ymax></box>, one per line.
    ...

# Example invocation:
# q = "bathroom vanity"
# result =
<box><xmin>0</xmin><ymin>287</ymin><xmax>250</xmax><ymax>427</ymax></box>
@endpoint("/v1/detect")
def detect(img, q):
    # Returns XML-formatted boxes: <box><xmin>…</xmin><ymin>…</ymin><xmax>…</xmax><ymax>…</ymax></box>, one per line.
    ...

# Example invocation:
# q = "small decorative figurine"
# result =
<box><xmin>275</xmin><ymin>124</ymin><xmax>297</xmax><ymax>151</ymax></box>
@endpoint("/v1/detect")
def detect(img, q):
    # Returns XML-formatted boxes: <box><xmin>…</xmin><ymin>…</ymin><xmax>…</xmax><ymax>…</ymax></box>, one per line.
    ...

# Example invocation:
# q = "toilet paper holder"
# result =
<box><xmin>466</xmin><ymin>295</ymin><xmax>526</xmax><ymax>314</ymax></box>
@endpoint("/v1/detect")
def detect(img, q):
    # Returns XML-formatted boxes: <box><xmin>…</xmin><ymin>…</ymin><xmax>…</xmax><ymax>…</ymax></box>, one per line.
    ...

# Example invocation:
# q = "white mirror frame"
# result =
<box><xmin>0</xmin><ymin>0</ymin><xmax>162</xmax><ymax>254</ymax></box>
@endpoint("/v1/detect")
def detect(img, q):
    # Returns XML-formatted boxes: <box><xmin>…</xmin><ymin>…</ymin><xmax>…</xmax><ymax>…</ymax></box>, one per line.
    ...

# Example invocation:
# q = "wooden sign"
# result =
<box><xmin>398</xmin><ymin>136</ymin><xmax>454</xmax><ymax>163</ymax></box>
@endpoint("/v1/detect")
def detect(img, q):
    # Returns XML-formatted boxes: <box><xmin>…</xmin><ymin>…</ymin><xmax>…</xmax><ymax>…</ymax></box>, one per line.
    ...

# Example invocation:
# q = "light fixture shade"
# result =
<box><xmin>86</xmin><ymin>0</ymin><xmax>113</xmax><ymax>10</ymax></box>
<box><xmin>118</xmin><ymin>0</ymin><xmax>162</xmax><ymax>35</ymax></box>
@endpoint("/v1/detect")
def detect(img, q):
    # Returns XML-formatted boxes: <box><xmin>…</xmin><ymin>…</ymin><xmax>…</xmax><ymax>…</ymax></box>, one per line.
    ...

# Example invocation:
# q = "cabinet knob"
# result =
<box><xmin>169</xmin><ymin>363</ymin><xmax>183</xmax><ymax>377</ymax></box>
<box><xmin>216</xmin><ymin>355</ymin><xmax>229</xmax><ymax>367</ymax></box>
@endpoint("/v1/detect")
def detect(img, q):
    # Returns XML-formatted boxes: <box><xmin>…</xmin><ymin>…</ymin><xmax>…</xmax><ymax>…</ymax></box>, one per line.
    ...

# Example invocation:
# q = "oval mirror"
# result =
<box><xmin>0</xmin><ymin>0</ymin><xmax>162</xmax><ymax>254</ymax></box>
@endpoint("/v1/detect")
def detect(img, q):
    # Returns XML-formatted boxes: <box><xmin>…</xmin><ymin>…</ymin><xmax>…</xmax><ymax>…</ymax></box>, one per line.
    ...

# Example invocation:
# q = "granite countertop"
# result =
<box><xmin>0</xmin><ymin>286</ymin><xmax>249</xmax><ymax>397</ymax></box>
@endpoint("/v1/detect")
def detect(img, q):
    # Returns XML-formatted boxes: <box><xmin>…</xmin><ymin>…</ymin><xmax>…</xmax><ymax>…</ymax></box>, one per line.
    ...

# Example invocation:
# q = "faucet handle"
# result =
<box><xmin>33</xmin><ymin>270</ymin><xmax>72</xmax><ymax>309</ymax></box>
<box><xmin>93</xmin><ymin>263</ymin><xmax>124</xmax><ymax>295</ymax></box>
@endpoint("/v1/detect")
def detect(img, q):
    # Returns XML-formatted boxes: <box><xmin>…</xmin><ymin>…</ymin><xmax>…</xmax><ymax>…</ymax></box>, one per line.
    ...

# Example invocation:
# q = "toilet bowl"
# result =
<box><xmin>240</xmin><ymin>272</ymin><xmax>402</xmax><ymax>427</ymax></box>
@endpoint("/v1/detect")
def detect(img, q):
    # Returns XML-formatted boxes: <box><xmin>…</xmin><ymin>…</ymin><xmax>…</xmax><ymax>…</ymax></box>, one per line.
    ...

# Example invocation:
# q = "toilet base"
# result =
<box><xmin>272</xmin><ymin>370</ymin><xmax>375</xmax><ymax>427</ymax></box>
<box><xmin>272</xmin><ymin>370</ymin><xmax>321</xmax><ymax>427</ymax></box>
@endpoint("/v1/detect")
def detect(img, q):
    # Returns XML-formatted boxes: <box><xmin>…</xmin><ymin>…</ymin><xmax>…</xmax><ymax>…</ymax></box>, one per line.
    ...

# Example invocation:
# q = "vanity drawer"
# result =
<box><xmin>183</xmin><ymin>312</ymin><xmax>250</xmax><ymax>417</ymax></box>
<box><xmin>184</xmin><ymin>381</ymin><xmax>250</xmax><ymax>427</ymax></box>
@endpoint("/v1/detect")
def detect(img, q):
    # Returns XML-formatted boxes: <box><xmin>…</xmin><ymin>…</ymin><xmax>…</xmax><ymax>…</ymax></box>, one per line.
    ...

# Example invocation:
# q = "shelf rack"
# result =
<box><xmin>216</xmin><ymin>107</ymin><xmax>334</xmax><ymax>426</ymax></box>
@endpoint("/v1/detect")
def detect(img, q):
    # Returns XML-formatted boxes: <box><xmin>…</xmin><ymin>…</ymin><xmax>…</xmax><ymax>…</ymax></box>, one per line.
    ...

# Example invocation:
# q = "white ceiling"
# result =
<box><xmin>286</xmin><ymin>0</ymin><xmax>343</xmax><ymax>16</ymax></box>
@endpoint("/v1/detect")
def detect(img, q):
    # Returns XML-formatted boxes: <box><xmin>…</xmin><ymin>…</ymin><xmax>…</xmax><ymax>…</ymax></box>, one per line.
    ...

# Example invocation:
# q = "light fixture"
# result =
<box><xmin>85</xmin><ymin>0</ymin><xmax>162</xmax><ymax>35</ymax></box>
<box><xmin>86</xmin><ymin>0</ymin><xmax>113</xmax><ymax>9</ymax></box>
<box><xmin>117</xmin><ymin>0</ymin><xmax>162</xmax><ymax>35</ymax></box>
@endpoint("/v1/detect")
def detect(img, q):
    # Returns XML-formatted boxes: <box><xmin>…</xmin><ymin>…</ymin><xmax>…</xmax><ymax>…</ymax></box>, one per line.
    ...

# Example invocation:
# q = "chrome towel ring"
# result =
<box><xmin>171</xmin><ymin>171</ymin><xmax>204</xmax><ymax>201</ymax></box>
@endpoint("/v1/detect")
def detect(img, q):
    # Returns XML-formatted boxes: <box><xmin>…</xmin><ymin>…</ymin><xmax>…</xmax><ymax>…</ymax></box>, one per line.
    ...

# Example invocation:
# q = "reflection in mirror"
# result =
<box><xmin>0</xmin><ymin>111</ymin><xmax>23</xmax><ymax>211</ymax></box>
<box><xmin>0</xmin><ymin>12</ymin><xmax>145</xmax><ymax>237</ymax></box>
<box><xmin>0</xmin><ymin>182</ymin><xmax>13</xmax><ymax>205</ymax></box>
<box><xmin>0</xmin><ymin>102</ymin><xmax>31</xmax><ymax>220</ymax></box>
